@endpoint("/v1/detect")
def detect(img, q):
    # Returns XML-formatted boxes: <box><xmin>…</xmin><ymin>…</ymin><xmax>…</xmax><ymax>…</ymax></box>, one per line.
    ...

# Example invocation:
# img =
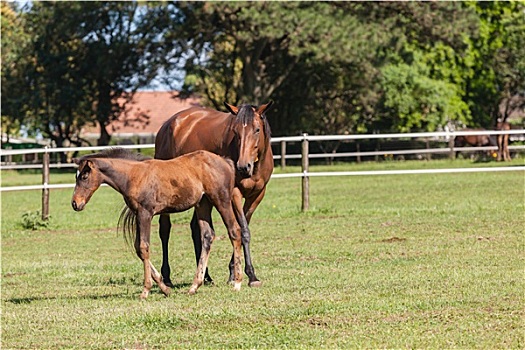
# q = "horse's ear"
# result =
<box><xmin>224</xmin><ymin>102</ymin><xmax>239</xmax><ymax>115</ymax></box>
<box><xmin>257</xmin><ymin>100</ymin><xmax>274</xmax><ymax>116</ymax></box>
<box><xmin>73</xmin><ymin>158</ymin><xmax>80</xmax><ymax>165</ymax></box>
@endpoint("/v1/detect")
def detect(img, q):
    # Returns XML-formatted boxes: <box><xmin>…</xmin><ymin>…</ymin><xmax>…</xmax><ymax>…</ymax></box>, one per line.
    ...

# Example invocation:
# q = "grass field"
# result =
<box><xmin>1</xmin><ymin>159</ymin><xmax>524</xmax><ymax>349</ymax></box>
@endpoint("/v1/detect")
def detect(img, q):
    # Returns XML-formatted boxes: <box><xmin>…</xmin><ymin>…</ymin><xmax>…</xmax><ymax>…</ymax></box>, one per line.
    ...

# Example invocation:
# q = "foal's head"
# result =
<box><xmin>71</xmin><ymin>157</ymin><xmax>104</xmax><ymax>212</ymax></box>
<box><xmin>71</xmin><ymin>148</ymin><xmax>149</xmax><ymax>211</ymax></box>
<box><xmin>224</xmin><ymin>101</ymin><xmax>273</xmax><ymax>177</ymax></box>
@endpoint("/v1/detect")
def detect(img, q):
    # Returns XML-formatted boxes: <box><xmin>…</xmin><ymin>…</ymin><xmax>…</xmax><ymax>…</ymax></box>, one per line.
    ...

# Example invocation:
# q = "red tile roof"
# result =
<box><xmin>81</xmin><ymin>91</ymin><xmax>201</xmax><ymax>137</ymax></box>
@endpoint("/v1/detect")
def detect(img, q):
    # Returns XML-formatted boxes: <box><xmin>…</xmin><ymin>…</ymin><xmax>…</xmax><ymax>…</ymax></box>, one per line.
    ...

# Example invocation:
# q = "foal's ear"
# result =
<box><xmin>257</xmin><ymin>100</ymin><xmax>274</xmax><ymax>116</ymax></box>
<box><xmin>224</xmin><ymin>102</ymin><xmax>239</xmax><ymax>115</ymax></box>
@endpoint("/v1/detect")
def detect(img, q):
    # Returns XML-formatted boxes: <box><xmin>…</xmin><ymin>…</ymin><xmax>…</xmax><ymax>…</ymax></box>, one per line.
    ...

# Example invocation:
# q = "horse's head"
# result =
<box><xmin>71</xmin><ymin>157</ymin><xmax>104</xmax><ymax>211</ymax></box>
<box><xmin>224</xmin><ymin>101</ymin><xmax>273</xmax><ymax>178</ymax></box>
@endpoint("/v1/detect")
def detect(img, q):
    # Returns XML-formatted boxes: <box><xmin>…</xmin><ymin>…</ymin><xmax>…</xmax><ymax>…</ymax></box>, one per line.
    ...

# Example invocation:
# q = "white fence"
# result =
<box><xmin>1</xmin><ymin>130</ymin><xmax>524</xmax><ymax>214</ymax></box>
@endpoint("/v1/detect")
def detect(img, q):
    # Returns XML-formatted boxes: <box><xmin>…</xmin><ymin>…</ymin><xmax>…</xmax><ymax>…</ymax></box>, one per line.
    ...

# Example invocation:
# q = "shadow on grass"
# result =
<box><xmin>5</xmin><ymin>282</ymin><xmax>194</xmax><ymax>304</ymax></box>
<box><xmin>5</xmin><ymin>292</ymin><xmax>131</xmax><ymax>304</ymax></box>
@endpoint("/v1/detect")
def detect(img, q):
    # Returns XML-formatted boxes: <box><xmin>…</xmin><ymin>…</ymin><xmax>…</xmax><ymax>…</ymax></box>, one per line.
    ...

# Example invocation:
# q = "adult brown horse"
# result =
<box><xmin>454</xmin><ymin>128</ymin><xmax>497</xmax><ymax>159</ymax></box>
<box><xmin>71</xmin><ymin>148</ymin><xmax>246</xmax><ymax>299</ymax></box>
<box><xmin>155</xmin><ymin>101</ymin><xmax>274</xmax><ymax>288</ymax></box>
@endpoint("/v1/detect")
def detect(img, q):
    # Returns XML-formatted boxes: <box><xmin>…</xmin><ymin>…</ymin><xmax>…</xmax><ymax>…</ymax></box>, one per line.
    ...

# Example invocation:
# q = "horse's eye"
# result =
<box><xmin>81</xmin><ymin>172</ymin><xmax>89</xmax><ymax>181</ymax></box>
<box><xmin>255</xmin><ymin>127</ymin><xmax>260</xmax><ymax>134</ymax></box>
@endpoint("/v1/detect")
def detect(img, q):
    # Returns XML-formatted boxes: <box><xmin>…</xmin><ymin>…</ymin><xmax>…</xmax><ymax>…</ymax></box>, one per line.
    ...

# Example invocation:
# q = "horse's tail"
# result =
<box><xmin>118</xmin><ymin>206</ymin><xmax>137</xmax><ymax>249</ymax></box>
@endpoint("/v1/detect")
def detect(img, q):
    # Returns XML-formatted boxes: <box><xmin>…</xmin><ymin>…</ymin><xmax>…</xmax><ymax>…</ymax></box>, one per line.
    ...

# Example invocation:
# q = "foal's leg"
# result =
<box><xmin>229</xmin><ymin>187</ymin><xmax>261</xmax><ymax>287</ymax></box>
<box><xmin>136</xmin><ymin>211</ymin><xmax>171</xmax><ymax>299</ymax></box>
<box><xmin>191</xmin><ymin>210</ymin><xmax>214</xmax><ymax>285</ymax></box>
<box><xmin>216</xmin><ymin>202</ymin><xmax>243</xmax><ymax>292</ymax></box>
<box><xmin>189</xmin><ymin>199</ymin><xmax>215</xmax><ymax>295</ymax></box>
<box><xmin>159</xmin><ymin>214</ymin><xmax>173</xmax><ymax>287</ymax></box>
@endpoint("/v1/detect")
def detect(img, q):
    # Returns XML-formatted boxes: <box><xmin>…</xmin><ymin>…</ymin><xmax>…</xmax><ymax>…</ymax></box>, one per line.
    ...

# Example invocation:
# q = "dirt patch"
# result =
<box><xmin>380</xmin><ymin>236</ymin><xmax>407</xmax><ymax>243</ymax></box>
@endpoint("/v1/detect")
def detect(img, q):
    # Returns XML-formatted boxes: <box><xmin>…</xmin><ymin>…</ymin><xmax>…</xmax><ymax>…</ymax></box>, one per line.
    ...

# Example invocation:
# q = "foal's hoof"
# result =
<box><xmin>139</xmin><ymin>291</ymin><xmax>149</xmax><ymax>300</ymax></box>
<box><xmin>188</xmin><ymin>288</ymin><xmax>197</xmax><ymax>295</ymax></box>
<box><xmin>248</xmin><ymin>280</ymin><xmax>262</xmax><ymax>288</ymax></box>
<box><xmin>161</xmin><ymin>287</ymin><xmax>172</xmax><ymax>297</ymax></box>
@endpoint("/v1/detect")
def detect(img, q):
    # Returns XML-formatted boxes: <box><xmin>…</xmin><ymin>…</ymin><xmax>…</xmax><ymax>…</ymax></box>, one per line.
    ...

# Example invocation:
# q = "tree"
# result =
<box><xmin>1</xmin><ymin>2</ymin><xmax>31</xmax><ymax>142</ymax></box>
<box><xmin>465</xmin><ymin>1</ymin><xmax>524</xmax><ymax>126</ymax></box>
<box><xmin>5</xmin><ymin>2</ymin><xmax>170</xmax><ymax>147</ymax></box>
<box><xmin>166</xmin><ymin>2</ymin><xmax>484</xmax><ymax>137</ymax></box>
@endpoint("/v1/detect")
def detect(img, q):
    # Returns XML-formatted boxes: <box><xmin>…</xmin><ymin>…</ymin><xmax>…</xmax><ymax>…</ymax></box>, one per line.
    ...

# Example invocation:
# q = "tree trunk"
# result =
<box><xmin>97</xmin><ymin>123</ymin><xmax>111</xmax><ymax>146</ymax></box>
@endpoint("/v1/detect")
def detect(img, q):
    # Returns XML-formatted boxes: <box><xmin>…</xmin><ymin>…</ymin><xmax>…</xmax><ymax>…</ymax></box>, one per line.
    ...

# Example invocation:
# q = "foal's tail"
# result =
<box><xmin>118</xmin><ymin>206</ymin><xmax>137</xmax><ymax>248</ymax></box>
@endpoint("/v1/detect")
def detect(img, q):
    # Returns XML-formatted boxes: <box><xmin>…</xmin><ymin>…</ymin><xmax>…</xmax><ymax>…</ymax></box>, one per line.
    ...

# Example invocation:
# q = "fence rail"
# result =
<box><xmin>2</xmin><ymin>130</ymin><xmax>524</xmax><ymax>215</ymax></box>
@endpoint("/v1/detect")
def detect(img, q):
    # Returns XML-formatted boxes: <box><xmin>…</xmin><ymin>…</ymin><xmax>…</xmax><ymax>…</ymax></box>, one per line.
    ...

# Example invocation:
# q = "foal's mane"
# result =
<box><xmin>81</xmin><ymin>148</ymin><xmax>151</xmax><ymax>162</ymax></box>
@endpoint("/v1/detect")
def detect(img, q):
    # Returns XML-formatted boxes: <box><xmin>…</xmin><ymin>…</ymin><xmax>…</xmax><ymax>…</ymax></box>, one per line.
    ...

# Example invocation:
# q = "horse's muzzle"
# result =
<box><xmin>71</xmin><ymin>200</ymin><xmax>85</xmax><ymax>212</ymax></box>
<box><xmin>237</xmin><ymin>162</ymin><xmax>253</xmax><ymax>178</ymax></box>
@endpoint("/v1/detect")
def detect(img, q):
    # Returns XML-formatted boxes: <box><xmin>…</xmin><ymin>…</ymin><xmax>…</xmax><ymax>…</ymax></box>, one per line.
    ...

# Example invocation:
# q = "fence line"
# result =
<box><xmin>3</xmin><ymin>166</ymin><xmax>523</xmax><ymax>192</ymax></box>
<box><xmin>1</xmin><ymin>129</ymin><xmax>524</xmax><ymax>157</ymax></box>
<box><xmin>271</xmin><ymin>166</ymin><xmax>525</xmax><ymax>178</ymax></box>
<box><xmin>1</xmin><ymin>130</ymin><xmax>524</xmax><ymax>215</ymax></box>
<box><xmin>2</xmin><ymin>144</ymin><xmax>524</xmax><ymax>168</ymax></box>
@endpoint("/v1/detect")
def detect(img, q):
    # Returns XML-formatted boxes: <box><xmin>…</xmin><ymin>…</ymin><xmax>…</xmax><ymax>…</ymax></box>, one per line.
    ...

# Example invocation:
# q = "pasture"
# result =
<box><xmin>2</xmin><ymin>159</ymin><xmax>524</xmax><ymax>349</ymax></box>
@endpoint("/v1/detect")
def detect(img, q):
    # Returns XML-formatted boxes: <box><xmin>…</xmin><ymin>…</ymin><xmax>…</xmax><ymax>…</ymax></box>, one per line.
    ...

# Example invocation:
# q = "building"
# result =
<box><xmin>81</xmin><ymin>91</ymin><xmax>201</xmax><ymax>145</ymax></box>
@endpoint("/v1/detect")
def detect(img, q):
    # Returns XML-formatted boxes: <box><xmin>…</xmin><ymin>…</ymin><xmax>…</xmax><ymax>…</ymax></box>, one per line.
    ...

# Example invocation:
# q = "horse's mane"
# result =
<box><xmin>81</xmin><ymin>148</ymin><xmax>151</xmax><ymax>162</ymax></box>
<box><xmin>236</xmin><ymin>104</ymin><xmax>256</xmax><ymax>126</ymax></box>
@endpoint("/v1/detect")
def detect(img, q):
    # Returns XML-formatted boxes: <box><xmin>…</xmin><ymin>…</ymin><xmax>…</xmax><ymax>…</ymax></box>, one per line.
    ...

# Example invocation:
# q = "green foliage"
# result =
<box><xmin>380</xmin><ymin>55</ymin><xmax>471</xmax><ymax>132</ymax></box>
<box><xmin>2</xmin><ymin>2</ymin><xmax>171</xmax><ymax>147</ymax></box>
<box><xmin>20</xmin><ymin>211</ymin><xmax>49</xmax><ymax>230</ymax></box>
<box><xmin>1</xmin><ymin>2</ymin><xmax>31</xmax><ymax>137</ymax></box>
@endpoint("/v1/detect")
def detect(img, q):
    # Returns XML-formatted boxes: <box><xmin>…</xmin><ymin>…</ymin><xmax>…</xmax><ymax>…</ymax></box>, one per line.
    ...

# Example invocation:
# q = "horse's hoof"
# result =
<box><xmin>139</xmin><ymin>291</ymin><xmax>149</xmax><ymax>300</ymax></box>
<box><xmin>163</xmin><ymin>280</ymin><xmax>174</xmax><ymax>288</ymax></box>
<box><xmin>188</xmin><ymin>288</ymin><xmax>197</xmax><ymax>295</ymax></box>
<box><xmin>248</xmin><ymin>280</ymin><xmax>262</xmax><ymax>288</ymax></box>
<box><xmin>233</xmin><ymin>282</ymin><xmax>242</xmax><ymax>291</ymax></box>
<box><xmin>204</xmin><ymin>279</ymin><xmax>214</xmax><ymax>286</ymax></box>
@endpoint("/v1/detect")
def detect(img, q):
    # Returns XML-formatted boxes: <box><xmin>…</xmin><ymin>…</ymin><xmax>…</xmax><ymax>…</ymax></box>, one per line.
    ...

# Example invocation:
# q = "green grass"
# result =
<box><xmin>1</xmin><ymin>159</ymin><xmax>524</xmax><ymax>349</ymax></box>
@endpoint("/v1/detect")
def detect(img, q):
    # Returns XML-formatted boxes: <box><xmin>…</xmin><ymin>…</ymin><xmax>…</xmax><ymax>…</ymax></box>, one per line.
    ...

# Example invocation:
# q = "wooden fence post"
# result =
<box><xmin>42</xmin><ymin>146</ymin><xmax>50</xmax><ymax>220</ymax></box>
<box><xmin>301</xmin><ymin>133</ymin><xmax>309</xmax><ymax>212</ymax></box>
<box><xmin>280</xmin><ymin>140</ymin><xmax>286</xmax><ymax>170</ymax></box>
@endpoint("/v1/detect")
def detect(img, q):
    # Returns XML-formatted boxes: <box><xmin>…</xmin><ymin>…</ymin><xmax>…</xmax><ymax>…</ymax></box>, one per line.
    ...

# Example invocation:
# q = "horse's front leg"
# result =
<box><xmin>159</xmin><ymin>214</ymin><xmax>173</xmax><ymax>287</ymax></box>
<box><xmin>504</xmin><ymin>135</ymin><xmax>511</xmax><ymax>161</ymax></box>
<box><xmin>497</xmin><ymin>135</ymin><xmax>504</xmax><ymax>161</ymax></box>
<box><xmin>228</xmin><ymin>187</ymin><xmax>261</xmax><ymax>287</ymax></box>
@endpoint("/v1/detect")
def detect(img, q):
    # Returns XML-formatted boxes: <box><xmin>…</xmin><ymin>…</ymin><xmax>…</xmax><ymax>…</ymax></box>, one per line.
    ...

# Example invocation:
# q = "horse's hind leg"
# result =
<box><xmin>159</xmin><ymin>214</ymin><xmax>173</xmax><ymax>287</ymax></box>
<box><xmin>189</xmin><ymin>198</ymin><xmax>215</xmax><ymax>295</ymax></box>
<box><xmin>191</xmin><ymin>210</ymin><xmax>214</xmax><ymax>285</ymax></box>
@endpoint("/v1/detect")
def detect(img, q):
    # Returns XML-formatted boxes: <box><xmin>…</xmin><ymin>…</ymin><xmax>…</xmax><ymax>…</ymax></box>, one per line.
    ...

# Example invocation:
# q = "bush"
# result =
<box><xmin>21</xmin><ymin>211</ymin><xmax>50</xmax><ymax>230</ymax></box>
